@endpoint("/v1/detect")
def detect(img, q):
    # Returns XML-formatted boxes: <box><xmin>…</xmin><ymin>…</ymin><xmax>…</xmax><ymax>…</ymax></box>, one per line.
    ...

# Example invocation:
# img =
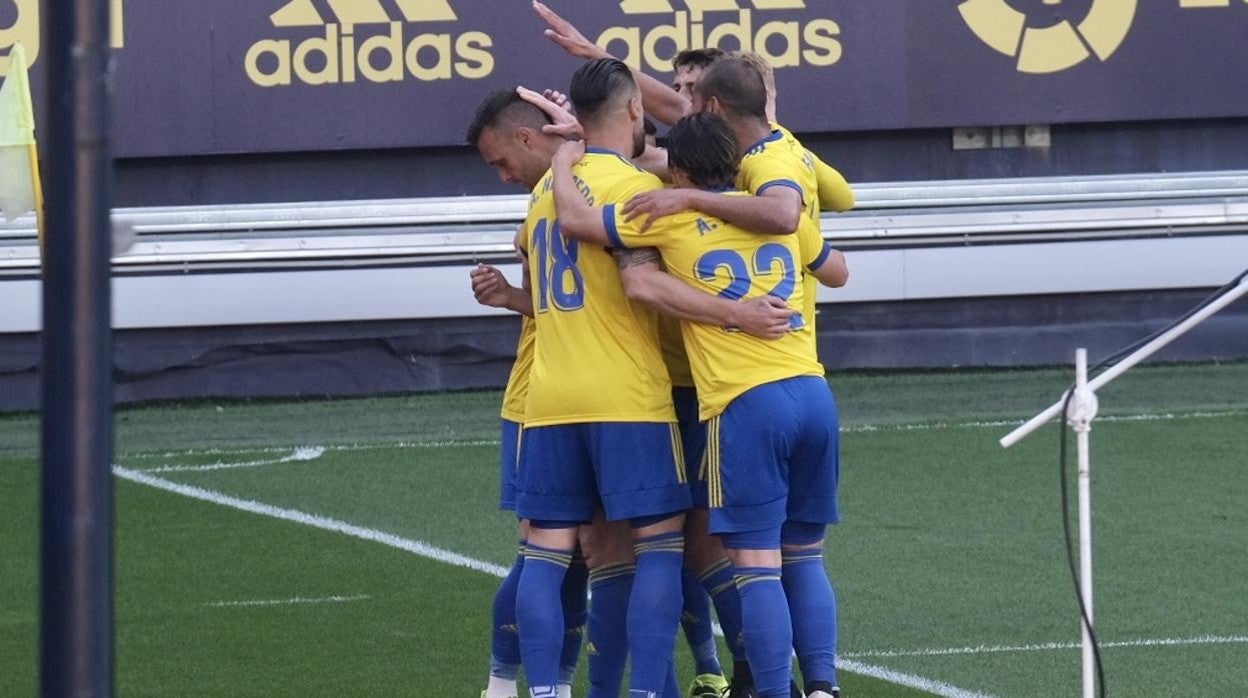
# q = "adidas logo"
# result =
<box><xmin>0</xmin><ymin>0</ymin><xmax>40</xmax><ymax>77</ymax></box>
<box><xmin>597</xmin><ymin>0</ymin><xmax>841</xmax><ymax>73</ymax></box>
<box><xmin>245</xmin><ymin>0</ymin><xmax>494</xmax><ymax>87</ymax></box>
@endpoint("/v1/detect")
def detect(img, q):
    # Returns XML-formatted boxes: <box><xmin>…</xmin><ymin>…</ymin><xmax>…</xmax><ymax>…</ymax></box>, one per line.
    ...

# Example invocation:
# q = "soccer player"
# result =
<box><xmin>513</xmin><ymin>58</ymin><xmax>800</xmax><ymax>698</ymax></box>
<box><xmin>672</xmin><ymin>48</ymin><xmax>724</xmax><ymax>100</ymax></box>
<box><xmin>550</xmin><ymin>111</ymin><xmax>845</xmax><ymax>698</ymax></box>
<box><xmin>467</xmin><ymin>90</ymin><xmax>590</xmax><ymax>698</ymax></box>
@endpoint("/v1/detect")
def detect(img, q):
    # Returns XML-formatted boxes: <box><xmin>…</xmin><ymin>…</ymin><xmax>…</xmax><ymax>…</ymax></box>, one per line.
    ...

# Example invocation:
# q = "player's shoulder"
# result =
<box><xmin>742</xmin><ymin>129</ymin><xmax>786</xmax><ymax>160</ymax></box>
<box><xmin>529</xmin><ymin>168</ymin><xmax>555</xmax><ymax>205</ymax></box>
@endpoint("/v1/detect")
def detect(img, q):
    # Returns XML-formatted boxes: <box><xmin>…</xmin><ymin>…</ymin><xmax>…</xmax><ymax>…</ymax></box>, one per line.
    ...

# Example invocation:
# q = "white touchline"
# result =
<box><xmin>843</xmin><ymin>634</ymin><xmax>1248</xmax><ymax>659</ymax></box>
<box><xmin>117</xmin><ymin>409</ymin><xmax>1248</xmax><ymax>460</ymax></box>
<box><xmin>206</xmin><ymin>594</ymin><xmax>370</xmax><ymax>608</ymax></box>
<box><xmin>113</xmin><ymin>464</ymin><xmax>995</xmax><ymax>698</ymax></box>
<box><xmin>141</xmin><ymin>446</ymin><xmax>326</xmax><ymax>473</ymax></box>
<box><xmin>112</xmin><ymin>465</ymin><xmax>511</xmax><ymax>579</ymax></box>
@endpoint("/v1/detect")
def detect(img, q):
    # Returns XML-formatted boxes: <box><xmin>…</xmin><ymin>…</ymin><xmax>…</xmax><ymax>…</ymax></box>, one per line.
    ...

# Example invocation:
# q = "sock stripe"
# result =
<box><xmin>634</xmin><ymin>532</ymin><xmax>685</xmax><ymax>556</ymax></box>
<box><xmin>734</xmin><ymin>571</ymin><xmax>782</xmax><ymax>589</ymax></box>
<box><xmin>524</xmin><ymin>544</ymin><xmax>573</xmax><ymax>568</ymax></box>
<box><xmin>782</xmin><ymin>552</ymin><xmax>824</xmax><ymax>566</ymax></box>
<box><xmin>588</xmin><ymin>563</ymin><xmax>636</xmax><ymax>584</ymax></box>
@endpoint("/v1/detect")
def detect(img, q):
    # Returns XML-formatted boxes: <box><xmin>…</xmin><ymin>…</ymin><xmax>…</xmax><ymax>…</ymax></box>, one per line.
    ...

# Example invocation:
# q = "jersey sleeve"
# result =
<box><xmin>798</xmin><ymin>218</ymin><xmax>833</xmax><ymax>271</ymax></box>
<box><xmin>813</xmin><ymin>154</ymin><xmax>855</xmax><ymax>213</ymax></box>
<box><xmin>740</xmin><ymin>150</ymin><xmax>807</xmax><ymax>206</ymax></box>
<box><xmin>603</xmin><ymin>201</ymin><xmax>674</xmax><ymax>250</ymax></box>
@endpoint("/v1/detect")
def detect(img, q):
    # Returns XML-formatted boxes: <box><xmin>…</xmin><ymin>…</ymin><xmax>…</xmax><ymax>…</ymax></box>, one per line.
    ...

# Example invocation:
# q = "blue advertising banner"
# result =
<box><xmin>3</xmin><ymin>0</ymin><xmax>1247</xmax><ymax>156</ymax></box>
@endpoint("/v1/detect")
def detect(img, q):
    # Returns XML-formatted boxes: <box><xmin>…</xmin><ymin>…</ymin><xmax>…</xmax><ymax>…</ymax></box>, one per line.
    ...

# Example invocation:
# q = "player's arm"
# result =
<box><xmin>633</xmin><ymin>145</ymin><xmax>671</xmax><ymax>182</ymax></box>
<box><xmin>800</xmin><ymin>223</ymin><xmax>849</xmax><ymax>288</ymax></box>
<box><xmin>812</xmin><ymin>153</ymin><xmax>855</xmax><ymax>212</ymax></box>
<box><xmin>532</xmin><ymin>1</ymin><xmax>690</xmax><ymax>126</ymax></box>
<box><xmin>622</xmin><ymin>186</ymin><xmax>802</xmax><ymax>235</ymax></box>
<box><xmin>549</xmin><ymin>141</ymin><xmax>615</xmax><ymax>247</ymax></box>
<box><xmin>613</xmin><ymin>248</ymin><xmax>793</xmax><ymax>339</ymax></box>
<box><xmin>470</xmin><ymin>225</ymin><xmax>536</xmax><ymax>316</ymax></box>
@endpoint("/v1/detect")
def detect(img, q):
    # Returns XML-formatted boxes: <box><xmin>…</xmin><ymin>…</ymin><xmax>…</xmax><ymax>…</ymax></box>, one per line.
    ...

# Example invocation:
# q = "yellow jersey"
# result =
<box><xmin>523</xmin><ymin>147</ymin><xmax>675</xmax><ymax>426</ymax></box>
<box><xmin>774</xmin><ymin>122</ymin><xmax>854</xmax><ymax>214</ymax></box>
<box><xmin>604</xmin><ymin>193</ymin><xmax>825</xmax><ymax>420</ymax></box>
<box><xmin>738</xmin><ymin>126</ymin><xmax>827</xmax><ymax>343</ymax></box>
<box><xmin>500</xmin><ymin>316</ymin><xmax>536</xmax><ymax>423</ymax></box>
<box><xmin>659</xmin><ymin>314</ymin><xmax>695</xmax><ymax>389</ymax></box>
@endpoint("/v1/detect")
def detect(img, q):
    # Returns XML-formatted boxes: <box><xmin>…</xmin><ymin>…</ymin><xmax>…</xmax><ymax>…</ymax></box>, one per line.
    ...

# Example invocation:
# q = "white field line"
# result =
<box><xmin>140</xmin><ymin>446</ymin><xmax>326</xmax><ymax>473</ymax></box>
<box><xmin>112</xmin><ymin>465</ymin><xmax>511</xmax><ymax>579</ymax></box>
<box><xmin>115</xmin><ymin>464</ymin><xmax>991</xmax><ymax>698</ymax></box>
<box><xmin>118</xmin><ymin>409</ymin><xmax>1248</xmax><ymax>461</ymax></box>
<box><xmin>844</xmin><ymin>634</ymin><xmax>1248</xmax><ymax>660</ymax></box>
<box><xmin>838</xmin><ymin>659</ymin><xmax>994</xmax><ymax>698</ymax></box>
<box><xmin>206</xmin><ymin>594</ymin><xmax>369</xmax><ymax>608</ymax></box>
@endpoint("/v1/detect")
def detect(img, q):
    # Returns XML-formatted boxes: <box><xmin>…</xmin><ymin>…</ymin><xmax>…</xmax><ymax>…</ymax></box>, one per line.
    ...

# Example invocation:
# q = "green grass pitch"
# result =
<box><xmin>2</xmin><ymin>363</ymin><xmax>1246</xmax><ymax>696</ymax></box>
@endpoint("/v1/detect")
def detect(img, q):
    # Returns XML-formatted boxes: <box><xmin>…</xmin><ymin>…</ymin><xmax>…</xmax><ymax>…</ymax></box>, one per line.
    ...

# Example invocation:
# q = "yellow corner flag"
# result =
<box><xmin>0</xmin><ymin>43</ymin><xmax>43</xmax><ymax>248</ymax></box>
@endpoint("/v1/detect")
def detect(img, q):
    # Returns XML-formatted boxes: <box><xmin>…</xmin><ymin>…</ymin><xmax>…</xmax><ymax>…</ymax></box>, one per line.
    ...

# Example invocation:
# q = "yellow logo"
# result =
<box><xmin>599</xmin><ymin>0</ymin><xmax>842</xmax><ymax>73</ymax></box>
<box><xmin>1</xmin><ymin>0</ymin><xmax>126</xmax><ymax>76</ymax></box>
<box><xmin>246</xmin><ymin>0</ymin><xmax>493</xmax><ymax>86</ymax></box>
<box><xmin>0</xmin><ymin>0</ymin><xmax>40</xmax><ymax>76</ymax></box>
<box><xmin>958</xmin><ymin>0</ymin><xmax>1138</xmax><ymax>74</ymax></box>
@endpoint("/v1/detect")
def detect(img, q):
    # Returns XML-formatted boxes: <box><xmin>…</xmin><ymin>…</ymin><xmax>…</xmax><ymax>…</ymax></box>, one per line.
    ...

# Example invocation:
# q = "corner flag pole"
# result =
<box><xmin>40</xmin><ymin>0</ymin><xmax>115</xmax><ymax>695</ymax></box>
<box><xmin>1001</xmin><ymin>271</ymin><xmax>1248</xmax><ymax>698</ymax></box>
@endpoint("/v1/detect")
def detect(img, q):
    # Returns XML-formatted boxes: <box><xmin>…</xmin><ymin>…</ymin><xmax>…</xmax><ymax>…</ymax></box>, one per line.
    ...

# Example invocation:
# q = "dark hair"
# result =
<box><xmin>465</xmin><ymin>90</ymin><xmax>550</xmax><ymax>147</ymax></box>
<box><xmin>666</xmin><ymin>113</ymin><xmax>740</xmax><ymax>189</ymax></box>
<box><xmin>693</xmin><ymin>58</ymin><xmax>767</xmax><ymax>121</ymax></box>
<box><xmin>673</xmin><ymin>47</ymin><xmax>724</xmax><ymax>72</ymax></box>
<box><xmin>644</xmin><ymin>118</ymin><xmax>658</xmax><ymax>136</ymax></box>
<box><xmin>569</xmin><ymin>58</ymin><xmax>637</xmax><ymax>125</ymax></box>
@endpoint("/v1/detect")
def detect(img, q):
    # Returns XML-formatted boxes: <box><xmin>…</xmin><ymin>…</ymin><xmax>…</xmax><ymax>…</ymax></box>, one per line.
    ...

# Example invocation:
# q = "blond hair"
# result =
<box><xmin>729</xmin><ymin>50</ymin><xmax>775</xmax><ymax>93</ymax></box>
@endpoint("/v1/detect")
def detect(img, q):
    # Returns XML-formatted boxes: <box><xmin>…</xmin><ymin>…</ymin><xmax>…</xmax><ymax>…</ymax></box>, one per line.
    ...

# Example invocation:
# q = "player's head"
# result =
<box><xmin>728</xmin><ymin>50</ymin><xmax>776</xmax><ymax>112</ymax></box>
<box><xmin>666</xmin><ymin>113</ymin><xmax>740</xmax><ymax>191</ymax></box>
<box><xmin>569</xmin><ymin>58</ymin><xmax>646</xmax><ymax>158</ymax></box>
<box><xmin>690</xmin><ymin>57</ymin><xmax>768</xmax><ymax>127</ymax></box>
<box><xmin>671</xmin><ymin>48</ymin><xmax>724</xmax><ymax>100</ymax></box>
<box><xmin>466</xmin><ymin>89</ymin><xmax>561</xmax><ymax>190</ymax></box>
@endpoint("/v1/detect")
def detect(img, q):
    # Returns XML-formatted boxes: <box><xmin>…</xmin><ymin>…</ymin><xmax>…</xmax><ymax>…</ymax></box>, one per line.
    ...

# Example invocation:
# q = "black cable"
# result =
<box><xmin>1052</xmin><ymin>267</ymin><xmax>1248</xmax><ymax>698</ymax></box>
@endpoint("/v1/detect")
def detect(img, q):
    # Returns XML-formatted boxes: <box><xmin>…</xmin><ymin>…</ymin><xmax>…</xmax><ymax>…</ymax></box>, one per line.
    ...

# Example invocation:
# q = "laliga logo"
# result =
<box><xmin>0</xmin><ymin>0</ymin><xmax>40</xmax><ymax>76</ymax></box>
<box><xmin>603</xmin><ymin>0</ymin><xmax>842</xmax><ymax>73</ymax></box>
<box><xmin>246</xmin><ymin>0</ymin><xmax>493</xmax><ymax>86</ymax></box>
<box><xmin>958</xmin><ymin>0</ymin><xmax>1138</xmax><ymax>74</ymax></box>
<box><xmin>1</xmin><ymin>0</ymin><xmax>126</xmax><ymax>76</ymax></box>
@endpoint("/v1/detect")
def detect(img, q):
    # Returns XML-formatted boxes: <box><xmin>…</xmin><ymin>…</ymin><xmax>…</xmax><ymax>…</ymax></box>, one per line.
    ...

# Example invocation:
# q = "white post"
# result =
<box><xmin>1068</xmin><ymin>349</ymin><xmax>1098</xmax><ymax>698</ymax></box>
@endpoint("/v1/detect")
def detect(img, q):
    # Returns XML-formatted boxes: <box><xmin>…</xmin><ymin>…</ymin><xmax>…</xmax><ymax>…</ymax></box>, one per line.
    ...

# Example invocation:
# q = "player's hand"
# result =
<box><xmin>470</xmin><ymin>264</ymin><xmax>513</xmax><ymax>308</ymax></box>
<box><xmin>533</xmin><ymin>1</ymin><xmax>609</xmax><ymax>60</ymax></box>
<box><xmin>553</xmin><ymin>139</ymin><xmax>586</xmax><ymax>170</ymax></box>
<box><xmin>622</xmin><ymin>189</ymin><xmax>691</xmax><ymax>232</ymax></box>
<box><xmin>543</xmin><ymin>89</ymin><xmax>570</xmax><ymax>110</ymax></box>
<box><xmin>516</xmin><ymin>85</ymin><xmax>583</xmax><ymax>140</ymax></box>
<box><xmin>733</xmin><ymin>295</ymin><xmax>795</xmax><ymax>340</ymax></box>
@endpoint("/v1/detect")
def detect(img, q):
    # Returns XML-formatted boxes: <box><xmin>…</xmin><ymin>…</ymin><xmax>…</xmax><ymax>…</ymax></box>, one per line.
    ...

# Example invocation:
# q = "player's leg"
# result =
<box><xmin>578</xmin><ymin>514</ymin><xmax>635</xmax><ymax>698</ymax></box>
<box><xmin>485</xmin><ymin>419</ymin><xmax>526</xmax><ymax>698</ymax></box>
<box><xmin>707</xmin><ymin>381</ymin><xmax>804</xmax><ymax>698</ymax></box>
<box><xmin>559</xmin><ymin>548</ymin><xmax>589</xmax><ymax>697</ymax></box>
<box><xmin>593</xmin><ymin>421</ymin><xmax>693</xmax><ymax>696</ymax></box>
<box><xmin>514</xmin><ymin>424</ymin><xmax>596</xmax><ymax>698</ymax></box>
<box><xmin>673</xmin><ymin>386</ymin><xmax>730</xmax><ymax>696</ymax></box>
<box><xmin>684</xmin><ymin>509</ymin><xmax>744</xmax><ymax>691</ymax></box>
<box><xmin>783</xmin><ymin>376</ymin><xmax>843</xmax><ymax>698</ymax></box>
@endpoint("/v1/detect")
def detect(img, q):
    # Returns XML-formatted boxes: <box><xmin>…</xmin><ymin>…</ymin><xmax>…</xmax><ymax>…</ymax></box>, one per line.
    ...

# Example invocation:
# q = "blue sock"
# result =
<box><xmin>699</xmin><ymin>559</ymin><xmax>746</xmax><ymax>662</ymax></box>
<box><xmin>587</xmin><ymin>563</ymin><xmax>634</xmax><ymax>698</ymax></box>
<box><xmin>560</xmin><ymin>556</ymin><xmax>589</xmax><ymax>684</ymax></box>
<box><xmin>628</xmin><ymin>532</ymin><xmax>685</xmax><ymax>695</ymax></box>
<box><xmin>681</xmin><ymin>565</ymin><xmax>722</xmax><ymax>676</ymax></box>
<box><xmin>735</xmin><ymin>567</ymin><xmax>793</xmax><ymax>698</ymax></box>
<box><xmin>489</xmin><ymin>542</ymin><xmax>525</xmax><ymax>679</ymax></box>
<box><xmin>516</xmin><ymin>543</ymin><xmax>573</xmax><ymax>694</ymax></box>
<box><xmin>783</xmin><ymin>551</ymin><xmax>839</xmax><ymax>690</ymax></box>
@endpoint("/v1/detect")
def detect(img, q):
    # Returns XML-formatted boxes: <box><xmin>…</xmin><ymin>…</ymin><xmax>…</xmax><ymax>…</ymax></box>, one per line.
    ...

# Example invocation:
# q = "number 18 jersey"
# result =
<box><xmin>522</xmin><ymin>148</ymin><xmax>675</xmax><ymax>427</ymax></box>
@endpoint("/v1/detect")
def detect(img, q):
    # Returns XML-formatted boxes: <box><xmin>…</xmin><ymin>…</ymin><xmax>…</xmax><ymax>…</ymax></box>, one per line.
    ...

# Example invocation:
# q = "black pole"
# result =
<box><xmin>39</xmin><ymin>0</ymin><xmax>115</xmax><ymax>695</ymax></box>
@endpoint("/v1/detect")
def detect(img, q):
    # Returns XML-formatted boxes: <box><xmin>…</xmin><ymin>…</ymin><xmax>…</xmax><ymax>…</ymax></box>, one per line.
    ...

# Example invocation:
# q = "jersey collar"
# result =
<box><xmin>744</xmin><ymin>129</ymin><xmax>784</xmax><ymax>153</ymax></box>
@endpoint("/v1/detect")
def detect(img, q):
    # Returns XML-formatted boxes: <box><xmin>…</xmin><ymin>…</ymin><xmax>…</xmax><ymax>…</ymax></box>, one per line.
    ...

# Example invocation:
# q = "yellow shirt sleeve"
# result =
<box><xmin>812</xmin><ymin>154</ymin><xmax>855</xmax><ymax>213</ymax></box>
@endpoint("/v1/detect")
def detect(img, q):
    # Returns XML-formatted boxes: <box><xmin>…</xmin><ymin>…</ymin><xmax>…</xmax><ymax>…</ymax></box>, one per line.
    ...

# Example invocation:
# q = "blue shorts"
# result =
<box><xmin>673</xmin><ymin>386</ymin><xmax>709</xmax><ymax>508</ymax></box>
<box><xmin>516</xmin><ymin>422</ymin><xmax>693</xmax><ymax>525</ymax></box>
<box><xmin>498</xmin><ymin>419</ymin><xmax>522</xmax><ymax>511</ymax></box>
<box><xmin>705</xmin><ymin>375</ymin><xmax>840</xmax><ymax>535</ymax></box>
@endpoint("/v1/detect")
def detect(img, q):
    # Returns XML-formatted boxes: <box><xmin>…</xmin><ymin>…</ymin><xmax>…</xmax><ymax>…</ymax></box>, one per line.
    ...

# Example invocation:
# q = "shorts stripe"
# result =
<box><xmin>669</xmin><ymin>423</ymin><xmax>687</xmax><ymax>484</ymax></box>
<box><xmin>514</xmin><ymin>425</ymin><xmax>525</xmax><ymax>472</ymax></box>
<box><xmin>707</xmin><ymin>416</ymin><xmax>723</xmax><ymax>508</ymax></box>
